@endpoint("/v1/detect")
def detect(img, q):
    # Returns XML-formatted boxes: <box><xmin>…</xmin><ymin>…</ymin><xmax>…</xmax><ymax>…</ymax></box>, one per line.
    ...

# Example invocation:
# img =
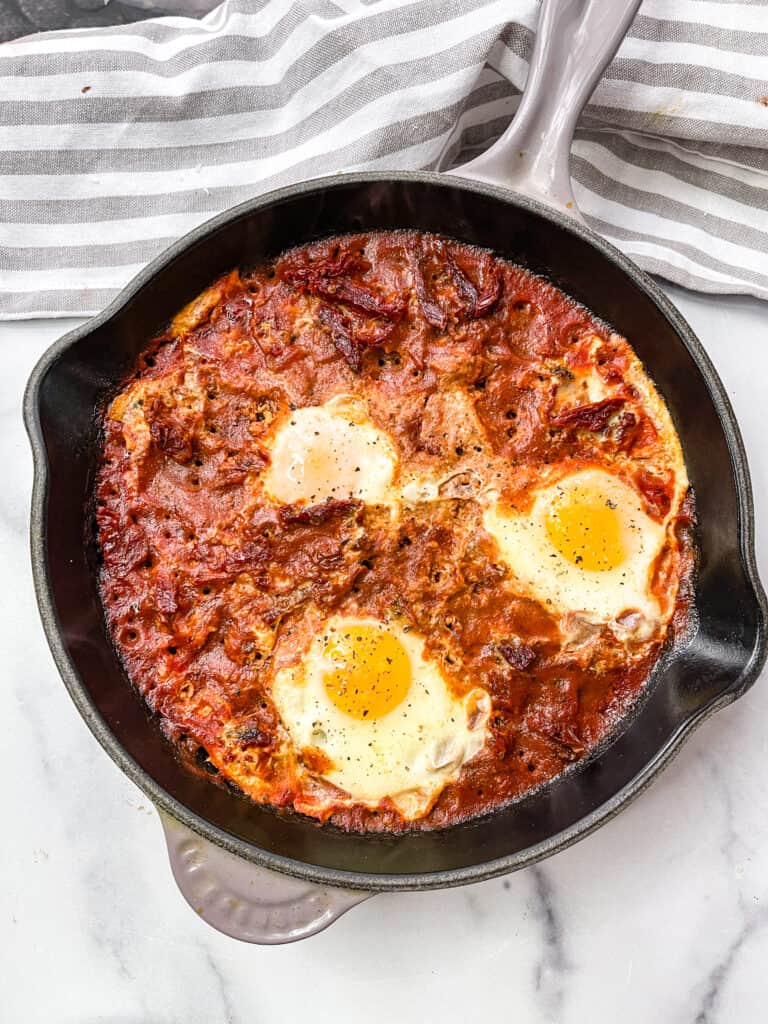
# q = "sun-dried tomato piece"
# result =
<box><xmin>610</xmin><ymin>410</ymin><xmax>641</xmax><ymax>450</ymax></box>
<box><xmin>238</xmin><ymin>726</ymin><xmax>273</xmax><ymax>748</ymax></box>
<box><xmin>635</xmin><ymin>469</ymin><xmax>673</xmax><ymax>520</ymax></box>
<box><xmin>410</xmin><ymin>248</ymin><xmax>448</xmax><ymax>328</ymax></box>
<box><xmin>445</xmin><ymin>250</ymin><xmax>477</xmax><ymax>309</ymax></box>
<box><xmin>318</xmin><ymin>304</ymin><xmax>396</xmax><ymax>372</ymax></box>
<box><xmin>410</xmin><ymin>238</ymin><xmax>501</xmax><ymax>327</ymax></box>
<box><xmin>280</xmin><ymin>248</ymin><xmax>406</xmax><ymax>321</ymax></box>
<box><xmin>317</xmin><ymin>303</ymin><xmax>362</xmax><ymax>371</ymax></box>
<box><xmin>312</xmin><ymin>277</ymin><xmax>406</xmax><ymax>321</ymax></box>
<box><xmin>279</xmin><ymin>498</ymin><xmax>361</xmax><ymax>526</ymax></box>
<box><xmin>551</xmin><ymin>397</ymin><xmax>625</xmax><ymax>432</ymax></box>
<box><xmin>453</xmin><ymin>248</ymin><xmax>502</xmax><ymax>316</ymax></box>
<box><xmin>498</xmin><ymin>641</ymin><xmax>537</xmax><ymax>670</ymax></box>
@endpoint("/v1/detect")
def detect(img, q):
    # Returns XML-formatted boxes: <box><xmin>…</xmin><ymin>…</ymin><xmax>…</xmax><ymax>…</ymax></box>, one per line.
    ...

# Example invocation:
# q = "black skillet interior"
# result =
<box><xmin>28</xmin><ymin>174</ymin><xmax>767</xmax><ymax>889</ymax></box>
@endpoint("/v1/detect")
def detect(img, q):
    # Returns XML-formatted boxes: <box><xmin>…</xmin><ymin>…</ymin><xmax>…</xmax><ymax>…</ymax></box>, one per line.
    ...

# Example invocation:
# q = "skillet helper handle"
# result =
<box><xmin>451</xmin><ymin>0</ymin><xmax>642</xmax><ymax>219</ymax></box>
<box><xmin>159</xmin><ymin>812</ymin><xmax>371</xmax><ymax>944</ymax></box>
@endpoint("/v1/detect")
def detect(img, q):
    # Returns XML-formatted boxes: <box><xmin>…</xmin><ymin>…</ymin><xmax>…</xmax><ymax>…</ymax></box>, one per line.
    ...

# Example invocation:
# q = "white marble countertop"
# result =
<box><xmin>4</xmin><ymin>283</ymin><xmax>767</xmax><ymax>1023</ymax></box>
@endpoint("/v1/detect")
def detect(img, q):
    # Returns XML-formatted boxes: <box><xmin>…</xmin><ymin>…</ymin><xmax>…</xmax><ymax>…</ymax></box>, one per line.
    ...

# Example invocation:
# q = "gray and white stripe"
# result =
<box><xmin>1</xmin><ymin>0</ymin><xmax>768</xmax><ymax>318</ymax></box>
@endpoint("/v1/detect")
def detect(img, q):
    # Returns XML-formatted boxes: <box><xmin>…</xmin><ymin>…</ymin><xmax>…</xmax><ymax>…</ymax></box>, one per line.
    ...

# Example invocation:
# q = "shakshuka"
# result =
<box><xmin>96</xmin><ymin>231</ymin><xmax>695</xmax><ymax>832</ymax></box>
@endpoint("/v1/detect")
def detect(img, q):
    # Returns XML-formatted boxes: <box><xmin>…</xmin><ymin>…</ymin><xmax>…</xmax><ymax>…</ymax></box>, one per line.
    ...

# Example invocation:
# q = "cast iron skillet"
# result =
<box><xmin>24</xmin><ymin>0</ymin><xmax>767</xmax><ymax>942</ymax></box>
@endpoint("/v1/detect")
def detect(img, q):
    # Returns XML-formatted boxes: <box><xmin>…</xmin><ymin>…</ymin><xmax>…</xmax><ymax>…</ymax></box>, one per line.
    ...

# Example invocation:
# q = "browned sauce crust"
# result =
<box><xmin>96</xmin><ymin>231</ymin><xmax>695</xmax><ymax>833</ymax></box>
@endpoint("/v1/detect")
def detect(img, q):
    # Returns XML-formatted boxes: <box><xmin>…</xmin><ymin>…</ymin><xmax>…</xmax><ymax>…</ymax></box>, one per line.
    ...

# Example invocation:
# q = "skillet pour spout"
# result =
<box><xmin>24</xmin><ymin>0</ymin><xmax>767</xmax><ymax>944</ymax></box>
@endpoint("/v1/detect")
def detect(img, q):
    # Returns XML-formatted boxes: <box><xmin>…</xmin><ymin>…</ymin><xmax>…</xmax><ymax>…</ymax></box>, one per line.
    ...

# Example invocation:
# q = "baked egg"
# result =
<box><xmin>271</xmin><ymin>616</ymin><xmax>491</xmax><ymax>819</ymax></box>
<box><xmin>263</xmin><ymin>395</ymin><xmax>398</xmax><ymax>505</ymax></box>
<box><xmin>482</xmin><ymin>468</ymin><xmax>675</xmax><ymax>628</ymax></box>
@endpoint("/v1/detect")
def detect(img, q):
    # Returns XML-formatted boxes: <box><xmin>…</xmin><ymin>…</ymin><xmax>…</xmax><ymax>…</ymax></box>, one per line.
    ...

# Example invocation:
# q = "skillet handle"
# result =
<box><xmin>158</xmin><ymin>811</ymin><xmax>372</xmax><ymax>944</ymax></box>
<box><xmin>450</xmin><ymin>0</ymin><xmax>641</xmax><ymax>219</ymax></box>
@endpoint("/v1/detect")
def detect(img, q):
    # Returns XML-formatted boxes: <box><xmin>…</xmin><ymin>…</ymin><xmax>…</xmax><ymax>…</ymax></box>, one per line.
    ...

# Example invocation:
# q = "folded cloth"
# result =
<box><xmin>1</xmin><ymin>0</ymin><xmax>768</xmax><ymax>319</ymax></box>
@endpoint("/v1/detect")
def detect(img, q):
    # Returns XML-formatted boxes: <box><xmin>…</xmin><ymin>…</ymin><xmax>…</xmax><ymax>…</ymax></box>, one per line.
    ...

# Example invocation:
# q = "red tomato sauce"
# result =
<box><xmin>96</xmin><ymin>231</ymin><xmax>695</xmax><ymax>832</ymax></box>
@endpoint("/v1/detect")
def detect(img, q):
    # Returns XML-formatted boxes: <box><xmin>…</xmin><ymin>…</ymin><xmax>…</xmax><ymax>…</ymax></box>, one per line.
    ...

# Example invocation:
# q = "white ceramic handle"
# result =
<box><xmin>451</xmin><ymin>0</ymin><xmax>642</xmax><ymax>218</ymax></box>
<box><xmin>159</xmin><ymin>812</ymin><xmax>371</xmax><ymax>944</ymax></box>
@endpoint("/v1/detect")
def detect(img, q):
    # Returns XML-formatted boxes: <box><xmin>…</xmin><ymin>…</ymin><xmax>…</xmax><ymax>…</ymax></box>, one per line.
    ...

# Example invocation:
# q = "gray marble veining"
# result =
<box><xmin>530</xmin><ymin>866</ymin><xmax>570</xmax><ymax>1021</ymax></box>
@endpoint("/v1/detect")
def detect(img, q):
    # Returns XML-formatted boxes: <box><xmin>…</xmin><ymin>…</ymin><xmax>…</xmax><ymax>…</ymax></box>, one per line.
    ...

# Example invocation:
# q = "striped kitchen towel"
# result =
<box><xmin>1</xmin><ymin>0</ymin><xmax>768</xmax><ymax>319</ymax></box>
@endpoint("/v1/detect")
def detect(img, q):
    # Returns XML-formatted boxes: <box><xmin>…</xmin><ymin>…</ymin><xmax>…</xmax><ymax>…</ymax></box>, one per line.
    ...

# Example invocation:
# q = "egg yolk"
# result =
<box><xmin>545</xmin><ymin>485</ymin><xmax>625</xmax><ymax>571</ymax></box>
<box><xmin>323</xmin><ymin>625</ymin><xmax>412</xmax><ymax>720</ymax></box>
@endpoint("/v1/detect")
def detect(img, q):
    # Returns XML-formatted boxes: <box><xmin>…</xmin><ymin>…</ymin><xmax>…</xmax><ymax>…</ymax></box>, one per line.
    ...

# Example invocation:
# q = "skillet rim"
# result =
<box><xmin>24</xmin><ymin>170</ymin><xmax>768</xmax><ymax>892</ymax></box>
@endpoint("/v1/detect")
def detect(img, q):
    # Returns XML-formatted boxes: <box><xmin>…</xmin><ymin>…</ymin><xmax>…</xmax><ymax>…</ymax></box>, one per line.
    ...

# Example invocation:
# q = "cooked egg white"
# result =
<box><xmin>482</xmin><ymin>468</ymin><xmax>670</xmax><ymax>628</ymax></box>
<box><xmin>271</xmin><ymin>616</ymin><xmax>491</xmax><ymax>819</ymax></box>
<box><xmin>263</xmin><ymin>395</ymin><xmax>398</xmax><ymax>505</ymax></box>
<box><xmin>262</xmin><ymin>393</ymin><xmax>472</xmax><ymax>511</ymax></box>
